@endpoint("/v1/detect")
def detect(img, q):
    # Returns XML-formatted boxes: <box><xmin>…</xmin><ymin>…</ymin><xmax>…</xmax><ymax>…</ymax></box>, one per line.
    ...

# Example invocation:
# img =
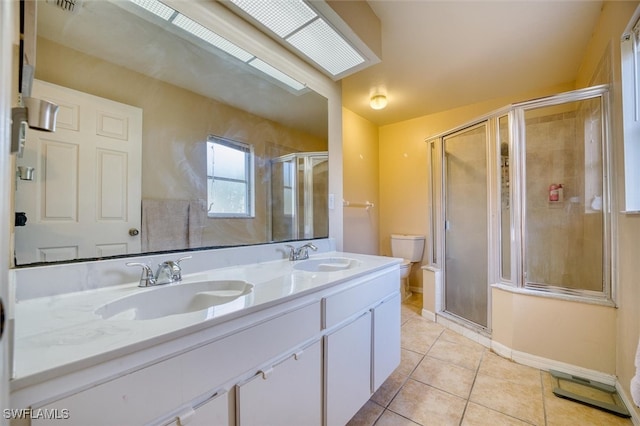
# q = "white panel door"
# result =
<box><xmin>14</xmin><ymin>80</ymin><xmax>142</xmax><ymax>264</ymax></box>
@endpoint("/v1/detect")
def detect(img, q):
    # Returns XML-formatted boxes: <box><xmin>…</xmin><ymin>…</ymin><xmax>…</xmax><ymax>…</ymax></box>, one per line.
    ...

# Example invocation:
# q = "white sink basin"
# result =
<box><xmin>95</xmin><ymin>280</ymin><xmax>254</xmax><ymax>320</ymax></box>
<box><xmin>293</xmin><ymin>257</ymin><xmax>361</xmax><ymax>272</ymax></box>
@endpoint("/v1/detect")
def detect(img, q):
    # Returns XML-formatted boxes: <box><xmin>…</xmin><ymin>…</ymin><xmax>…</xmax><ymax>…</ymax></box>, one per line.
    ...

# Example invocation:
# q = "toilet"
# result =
<box><xmin>391</xmin><ymin>234</ymin><xmax>426</xmax><ymax>299</ymax></box>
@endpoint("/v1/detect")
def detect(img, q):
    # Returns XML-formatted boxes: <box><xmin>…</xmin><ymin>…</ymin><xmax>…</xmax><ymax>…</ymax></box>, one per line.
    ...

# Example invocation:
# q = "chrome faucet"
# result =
<box><xmin>126</xmin><ymin>255</ymin><xmax>192</xmax><ymax>287</ymax></box>
<box><xmin>286</xmin><ymin>243</ymin><xmax>318</xmax><ymax>261</ymax></box>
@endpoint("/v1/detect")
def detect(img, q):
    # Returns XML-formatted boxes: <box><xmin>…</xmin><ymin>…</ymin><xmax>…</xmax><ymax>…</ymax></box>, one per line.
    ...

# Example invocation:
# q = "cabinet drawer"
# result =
<box><xmin>322</xmin><ymin>269</ymin><xmax>399</xmax><ymax>329</ymax></box>
<box><xmin>32</xmin><ymin>355</ymin><xmax>184</xmax><ymax>425</ymax></box>
<box><xmin>180</xmin><ymin>300</ymin><xmax>321</xmax><ymax>400</ymax></box>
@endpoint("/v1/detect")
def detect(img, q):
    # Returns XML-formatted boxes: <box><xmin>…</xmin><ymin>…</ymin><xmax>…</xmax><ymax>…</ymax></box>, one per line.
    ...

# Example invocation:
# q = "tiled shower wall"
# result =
<box><xmin>524</xmin><ymin>102</ymin><xmax>603</xmax><ymax>291</ymax></box>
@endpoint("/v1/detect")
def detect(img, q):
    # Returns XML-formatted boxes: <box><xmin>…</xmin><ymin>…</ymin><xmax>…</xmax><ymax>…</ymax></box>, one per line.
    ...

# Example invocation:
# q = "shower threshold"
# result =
<box><xmin>550</xmin><ymin>370</ymin><xmax>631</xmax><ymax>418</ymax></box>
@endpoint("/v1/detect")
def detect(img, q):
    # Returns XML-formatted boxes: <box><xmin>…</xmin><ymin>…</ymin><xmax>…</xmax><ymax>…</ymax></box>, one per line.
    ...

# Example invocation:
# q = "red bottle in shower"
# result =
<box><xmin>549</xmin><ymin>184</ymin><xmax>559</xmax><ymax>202</ymax></box>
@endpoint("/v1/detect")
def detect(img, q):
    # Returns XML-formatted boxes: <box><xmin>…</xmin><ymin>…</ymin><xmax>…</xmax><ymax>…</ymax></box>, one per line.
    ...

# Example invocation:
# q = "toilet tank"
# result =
<box><xmin>391</xmin><ymin>234</ymin><xmax>425</xmax><ymax>262</ymax></box>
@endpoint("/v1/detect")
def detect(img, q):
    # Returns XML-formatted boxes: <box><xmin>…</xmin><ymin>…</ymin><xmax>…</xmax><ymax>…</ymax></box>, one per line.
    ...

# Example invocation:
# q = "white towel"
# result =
<box><xmin>141</xmin><ymin>199</ymin><xmax>190</xmax><ymax>252</ymax></box>
<box><xmin>632</xmin><ymin>337</ymin><xmax>640</xmax><ymax>407</ymax></box>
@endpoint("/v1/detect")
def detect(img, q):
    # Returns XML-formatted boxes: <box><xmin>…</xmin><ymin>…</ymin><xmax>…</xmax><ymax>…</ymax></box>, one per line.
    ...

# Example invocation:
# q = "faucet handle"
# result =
<box><xmin>298</xmin><ymin>243</ymin><xmax>317</xmax><ymax>260</ymax></box>
<box><xmin>285</xmin><ymin>245</ymin><xmax>296</xmax><ymax>261</ymax></box>
<box><xmin>162</xmin><ymin>255</ymin><xmax>192</xmax><ymax>281</ymax></box>
<box><xmin>126</xmin><ymin>262</ymin><xmax>155</xmax><ymax>287</ymax></box>
<box><xmin>303</xmin><ymin>243</ymin><xmax>318</xmax><ymax>252</ymax></box>
<box><xmin>285</xmin><ymin>243</ymin><xmax>317</xmax><ymax>261</ymax></box>
<box><xmin>175</xmin><ymin>255</ymin><xmax>192</xmax><ymax>266</ymax></box>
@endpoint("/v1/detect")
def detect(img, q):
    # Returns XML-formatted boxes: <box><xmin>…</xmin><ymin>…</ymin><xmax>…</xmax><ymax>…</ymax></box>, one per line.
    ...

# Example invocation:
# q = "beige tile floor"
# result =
<box><xmin>347</xmin><ymin>293</ymin><xmax>633</xmax><ymax>426</ymax></box>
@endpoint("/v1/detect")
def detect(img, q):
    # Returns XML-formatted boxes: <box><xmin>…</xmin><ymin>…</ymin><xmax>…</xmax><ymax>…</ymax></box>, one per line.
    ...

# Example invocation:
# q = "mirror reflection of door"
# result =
<box><xmin>14</xmin><ymin>80</ymin><xmax>142</xmax><ymax>264</ymax></box>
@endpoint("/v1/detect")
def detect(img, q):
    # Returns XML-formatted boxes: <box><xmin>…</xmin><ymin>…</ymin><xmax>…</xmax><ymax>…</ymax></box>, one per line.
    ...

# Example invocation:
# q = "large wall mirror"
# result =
<box><xmin>13</xmin><ymin>0</ymin><xmax>329</xmax><ymax>266</ymax></box>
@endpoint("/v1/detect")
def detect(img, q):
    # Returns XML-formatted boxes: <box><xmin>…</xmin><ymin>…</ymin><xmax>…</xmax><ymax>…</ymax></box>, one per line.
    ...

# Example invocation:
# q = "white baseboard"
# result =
<box><xmin>421</xmin><ymin>308</ymin><xmax>436</xmax><ymax>321</ymax></box>
<box><xmin>490</xmin><ymin>340</ymin><xmax>513</xmax><ymax>360</ymax></box>
<box><xmin>511</xmin><ymin>349</ymin><xmax>616</xmax><ymax>386</ymax></box>
<box><xmin>617</xmin><ymin>381</ymin><xmax>640</xmax><ymax>426</ymax></box>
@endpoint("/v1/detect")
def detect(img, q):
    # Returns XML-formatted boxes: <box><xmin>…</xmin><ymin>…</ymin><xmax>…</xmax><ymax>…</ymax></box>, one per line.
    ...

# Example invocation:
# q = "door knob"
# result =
<box><xmin>15</xmin><ymin>212</ymin><xmax>27</xmax><ymax>227</ymax></box>
<box><xmin>129</xmin><ymin>228</ymin><xmax>140</xmax><ymax>236</ymax></box>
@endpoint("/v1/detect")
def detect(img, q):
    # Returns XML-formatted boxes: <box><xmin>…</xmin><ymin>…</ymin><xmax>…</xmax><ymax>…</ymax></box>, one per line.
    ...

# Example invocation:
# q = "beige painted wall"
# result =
<box><xmin>492</xmin><ymin>288</ymin><xmax>616</xmax><ymax>373</ymax></box>
<box><xmin>342</xmin><ymin>108</ymin><xmax>380</xmax><ymax>255</ymax></box>
<box><xmin>574</xmin><ymin>0</ymin><xmax>640</xmax><ymax>416</ymax></box>
<box><xmin>34</xmin><ymin>38</ymin><xmax>327</xmax><ymax>249</ymax></box>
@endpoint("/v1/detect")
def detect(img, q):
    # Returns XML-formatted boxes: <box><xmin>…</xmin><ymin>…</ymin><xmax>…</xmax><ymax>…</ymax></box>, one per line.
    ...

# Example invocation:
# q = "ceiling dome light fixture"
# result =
<box><xmin>370</xmin><ymin>94</ymin><xmax>387</xmax><ymax>110</ymax></box>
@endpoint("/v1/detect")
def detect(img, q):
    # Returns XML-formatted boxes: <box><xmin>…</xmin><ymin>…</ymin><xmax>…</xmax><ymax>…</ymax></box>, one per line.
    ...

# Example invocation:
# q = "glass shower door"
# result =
<box><xmin>271</xmin><ymin>157</ymin><xmax>296</xmax><ymax>241</ymax></box>
<box><xmin>271</xmin><ymin>152</ymin><xmax>328</xmax><ymax>242</ymax></box>
<box><xmin>308</xmin><ymin>155</ymin><xmax>329</xmax><ymax>238</ymax></box>
<box><xmin>443</xmin><ymin>123</ymin><xmax>489</xmax><ymax>328</ymax></box>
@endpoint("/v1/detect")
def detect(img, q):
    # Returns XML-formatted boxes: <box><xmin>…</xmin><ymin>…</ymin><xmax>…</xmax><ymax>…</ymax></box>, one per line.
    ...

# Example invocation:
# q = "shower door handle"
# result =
<box><xmin>445</xmin><ymin>220</ymin><xmax>451</xmax><ymax>230</ymax></box>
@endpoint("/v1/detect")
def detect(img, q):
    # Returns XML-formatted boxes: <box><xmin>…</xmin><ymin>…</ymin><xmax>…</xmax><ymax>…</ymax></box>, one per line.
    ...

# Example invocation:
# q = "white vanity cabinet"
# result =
<box><xmin>18</xmin><ymin>261</ymin><xmax>401</xmax><ymax>426</ymax></box>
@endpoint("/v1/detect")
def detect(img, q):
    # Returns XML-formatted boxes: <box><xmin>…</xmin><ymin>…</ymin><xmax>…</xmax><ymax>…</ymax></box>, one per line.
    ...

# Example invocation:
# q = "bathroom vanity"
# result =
<box><xmin>10</xmin><ymin>245</ymin><xmax>401</xmax><ymax>425</ymax></box>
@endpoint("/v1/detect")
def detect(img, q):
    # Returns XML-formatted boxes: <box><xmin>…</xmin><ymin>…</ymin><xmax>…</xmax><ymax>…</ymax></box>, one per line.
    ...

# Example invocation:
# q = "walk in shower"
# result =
<box><xmin>271</xmin><ymin>152</ymin><xmax>329</xmax><ymax>242</ymax></box>
<box><xmin>428</xmin><ymin>85</ymin><xmax>611</xmax><ymax>330</ymax></box>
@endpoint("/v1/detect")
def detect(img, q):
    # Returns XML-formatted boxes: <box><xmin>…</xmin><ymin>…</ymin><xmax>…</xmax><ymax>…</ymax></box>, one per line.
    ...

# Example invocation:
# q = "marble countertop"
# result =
<box><xmin>13</xmin><ymin>251</ymin><xmax>400</xmax><ymax>386</ymax></box>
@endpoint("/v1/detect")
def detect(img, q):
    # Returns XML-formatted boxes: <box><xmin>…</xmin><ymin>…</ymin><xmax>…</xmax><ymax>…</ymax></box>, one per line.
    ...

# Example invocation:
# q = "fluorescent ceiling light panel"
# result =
<box><xmin>286</xmin><ymin>19</ymin><xmax>365</xmax><ymax>77</ymax></box>
<box><xmin>228</xmin><ymin>0</ymin><xmax>317</xmax><ymax>38</ymax></box>
<box><xmin>127</xmin><ymin>0</ymin><xmax>305</xmax><ymax>92</ymax></box>
<box><xmin>128</xmin><ymin>0</ymin><xmax>175</xmax><ymax>20</ymax></box>
<box><xmin>248</xmin><ymin>58</ymin><xmax>306</xmax><ymax>91</ymax></box>
<box><xmin>172</xmin><ymin>13</ymin><xmax>254</xmax><ymax>62</ymax></box>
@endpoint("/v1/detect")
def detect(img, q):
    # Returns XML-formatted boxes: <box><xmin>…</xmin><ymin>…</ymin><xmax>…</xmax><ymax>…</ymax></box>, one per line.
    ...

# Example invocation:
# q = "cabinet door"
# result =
<box><xmin>164</xmin><ymin>391</ymin><xmax>233</xmax><ymax>426</ymax></box>
<box><xmin>372</xmin><ymin>292</ymin><xmax>401</xmax><ymax>391</ymax></box>
<box><xmin>324</xmin><ymin>311</ymin><xmax>372</xmax><ymax>426</ymax></box>
<box><xmin>236</xmin><ymin>340</ymin><xmax>322</xmax><ymax>426</ymax></box>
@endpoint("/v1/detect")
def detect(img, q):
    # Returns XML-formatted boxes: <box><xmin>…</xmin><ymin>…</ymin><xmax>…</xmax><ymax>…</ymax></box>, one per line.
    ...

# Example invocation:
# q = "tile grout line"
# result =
<box><xmin>457</xmin><ymin>343</ymin><xmax>488</xmax><ymax>425</ymax></box>
<box><xmin>540</xmin><ymin>370</ymin><xmax>549</xmax><ymax>426</ymax></box>
<box><xmin>374</xmin><ymin>322</ymin><xmax>445</xmax><ymax>426</ymax></box>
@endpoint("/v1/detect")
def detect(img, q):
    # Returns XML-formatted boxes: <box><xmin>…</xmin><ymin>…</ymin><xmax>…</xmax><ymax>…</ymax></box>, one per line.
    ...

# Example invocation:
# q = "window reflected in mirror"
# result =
<box><xmin>207</xmin><ymin>137</ymin><xmax>255</xmax><ymax>218</ymax></box>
